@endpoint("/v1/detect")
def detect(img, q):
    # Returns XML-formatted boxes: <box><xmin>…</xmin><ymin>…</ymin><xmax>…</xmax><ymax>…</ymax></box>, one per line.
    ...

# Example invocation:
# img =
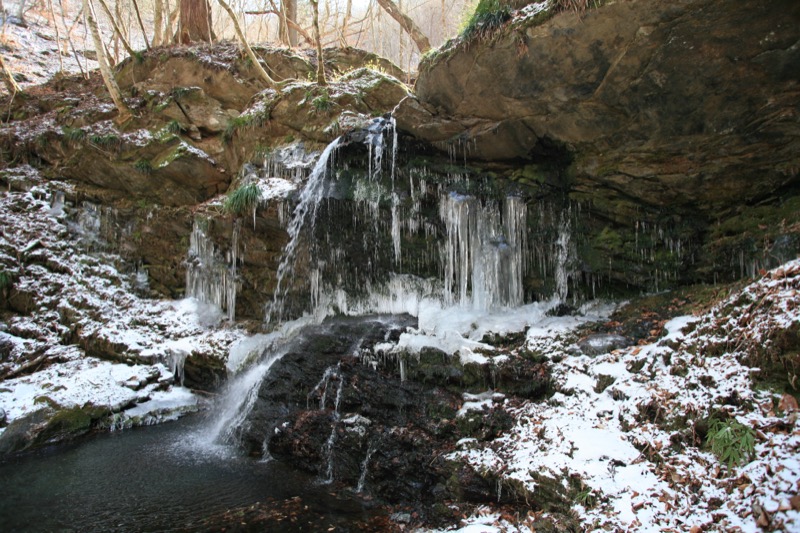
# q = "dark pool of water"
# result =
<box><xmin>0</xmin><ymin>416</ymin><xmax>381</xmax><ymax>532</ymax></box>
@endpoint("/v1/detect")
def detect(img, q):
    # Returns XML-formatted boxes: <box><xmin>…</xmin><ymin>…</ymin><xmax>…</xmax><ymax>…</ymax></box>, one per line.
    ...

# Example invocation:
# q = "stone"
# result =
<box><xmin>578</xmin><ymin>334</ymin><xmax>632</xmax><ymax>356</ymax></box>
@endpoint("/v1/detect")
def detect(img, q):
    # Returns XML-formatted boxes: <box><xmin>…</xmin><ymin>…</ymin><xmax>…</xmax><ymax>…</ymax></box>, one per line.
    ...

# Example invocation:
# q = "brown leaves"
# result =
<box><xmin>778</xmin><ymin>393</ymin><xmax>799</xmax><ymax>414</ymax></box>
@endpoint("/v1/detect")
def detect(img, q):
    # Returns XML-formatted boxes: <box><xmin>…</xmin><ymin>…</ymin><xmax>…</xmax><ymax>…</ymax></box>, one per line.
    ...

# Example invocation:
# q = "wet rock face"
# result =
<box><xmin>403</xmin><ymin>0</ymin><xmax>800</xmax><ymax>286</ymax></box>
<box><xmin>236</xmin><ymin>316</ymin><xmax>539</xmax><ymax>516</ymax></box>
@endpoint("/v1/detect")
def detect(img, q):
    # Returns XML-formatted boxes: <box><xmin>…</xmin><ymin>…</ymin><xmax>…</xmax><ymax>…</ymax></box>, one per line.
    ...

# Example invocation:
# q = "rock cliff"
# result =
<box><xmin>402</xmin><ymin>0</ymin><xmax>800</xmax><ymax>286</ymax></box>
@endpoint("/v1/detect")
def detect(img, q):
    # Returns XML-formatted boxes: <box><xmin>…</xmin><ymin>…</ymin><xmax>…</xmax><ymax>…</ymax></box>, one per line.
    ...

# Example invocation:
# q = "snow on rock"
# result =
<box><xmin>0</xmin><ymin>168</ymin><xmax>249</xmax><ymax>439</ymax></box>
<box><xmin>393</xmin><ymin>298</ymin><xmax>617</xmax><ymax>365</ymax></box>
<box><xmin>447</xmin><ymin>260</ymin><xmax>800</xmax><ymax>532</ymax></box>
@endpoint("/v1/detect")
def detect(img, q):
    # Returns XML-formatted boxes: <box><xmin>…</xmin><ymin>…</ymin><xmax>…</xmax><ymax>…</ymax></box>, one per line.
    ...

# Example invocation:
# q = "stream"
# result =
<box><xmin>0</xmin><ymin>415</ymin><xmax>384</xmax><ymax>532</ymax></box>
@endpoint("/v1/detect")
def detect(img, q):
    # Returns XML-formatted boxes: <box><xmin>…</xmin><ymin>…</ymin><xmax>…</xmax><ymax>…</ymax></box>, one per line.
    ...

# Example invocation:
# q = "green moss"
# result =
<box><xmin>594</xmin><ymin>226</ymin><xmax>623</xmax><ymax>252</ymax></box>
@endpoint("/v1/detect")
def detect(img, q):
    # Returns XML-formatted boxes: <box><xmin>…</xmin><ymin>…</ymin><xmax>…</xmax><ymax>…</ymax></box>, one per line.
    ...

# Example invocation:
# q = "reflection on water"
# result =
<box><xmin>0</xmin><ymin>416</ymin><xmax>381</xmax><ymax>532</ymax></box>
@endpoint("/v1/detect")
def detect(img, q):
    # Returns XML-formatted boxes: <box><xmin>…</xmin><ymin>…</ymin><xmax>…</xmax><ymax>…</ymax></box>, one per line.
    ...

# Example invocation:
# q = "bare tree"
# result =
<box><xmin>310</xmin><ymin>0</ymin><xmax>325</xmax><ymax>85</ymax></box>
<box><xmin>176</xmin><ymin>0</ymin><xmax>215</xmax><ymax>44</ymax></box>
<box><xmin>338</xmin><ymin>0</ymin><xmax>352</xmax><ymax>47</ymax></box>
<box><xmin>245</xmin><ymin>4</ymin><xmax>313</xmax><ymax>46</ymax></box>
<box><xmin>96</xmin><ymin>0</ymin><xmax>136</xmax><ymax>58</ymax></box>
<box><xmin>375</xmin><ymin>0</ymin><xmax>430</xmax><ymax>54</ymax></box>
<box><xmin>216</xmin><ymin>0</ymin><xmax>275</xmax><ymax>86</ymax></box>
<box><xmin>131</xmin><ymin>0</ymin><xmax>151</xmax><ymax>49</ymax></box>
<box><xmin>83</xmin><ymin>0</ymin><xmax>132</xmax><ymax>122</ymax></box>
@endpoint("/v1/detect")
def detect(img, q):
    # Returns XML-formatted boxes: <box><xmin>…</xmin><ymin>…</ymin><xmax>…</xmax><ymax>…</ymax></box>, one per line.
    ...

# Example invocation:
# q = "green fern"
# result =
<box><xmin>222</xmin><ymin>111</ymin><xmax>269</xmax><ymax>144</ymax></box>
<box><xmin>706</xmin><ymin>418</ymin><xmax>756</xmax><ymax>470</ymax></box>
<box><xmin>170</xmin><ymin>86</ymin><xmax>192</xmax><ymax>101</ymax></box>
<box><xmin>311</xmin><ymin>92</ymin><xmax>333</xmax><ymax>113</ymax></box>
<box><xmin>223</xmin><ymin>182</ymin><xmax>261</xmax><ymax>215</ymax></box>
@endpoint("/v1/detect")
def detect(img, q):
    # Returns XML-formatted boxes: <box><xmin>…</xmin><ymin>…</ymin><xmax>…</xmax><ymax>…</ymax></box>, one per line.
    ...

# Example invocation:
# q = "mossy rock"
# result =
<box><xmin>0</xmin><ymin>404</ymin><xmax>111</xmax><ymax>456</ymax></box>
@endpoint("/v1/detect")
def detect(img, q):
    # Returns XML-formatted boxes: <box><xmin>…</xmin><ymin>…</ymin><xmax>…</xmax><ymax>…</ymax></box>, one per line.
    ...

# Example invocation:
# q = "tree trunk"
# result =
<box><xmin>278</xmin><ymin>0</ymin><xmax>298</xmax><ymax>47</ymax></box>
<box><xmin>310</xmin><ymin>0</ymin><xmax>325</xmax><ymax>86</ymax></box>
<box><xmin>215</xmin><ymin>0</ymin><xmax>275</xmax><ymax>86</ymax></box>
<box><xmin>166</xmin><ymin>1</ymin><xmax>179</xmax><ymax>41</ymax></box>
<box><xmin>176</xmin><ymin>0</ymin><xmax>214</xmax><ymax>44</ymax></box>
<box><xmin>153</xmin><ymin>0</ymin><xmax>164</xmax><ymax>46</ymax></box>
<box><xmin>0</xmin><ymin>51</ymin><xmax>22</xmax><ymax>95</ymax></box>
<box><xmin>374</xmin><ymin>0</ymin><xmax>431</xmax><ymax>54</ymax></box>
<box><xmin>83</xmin><ymin>0</ymin><xmax>132</xmax><ymax>122</ymax></box>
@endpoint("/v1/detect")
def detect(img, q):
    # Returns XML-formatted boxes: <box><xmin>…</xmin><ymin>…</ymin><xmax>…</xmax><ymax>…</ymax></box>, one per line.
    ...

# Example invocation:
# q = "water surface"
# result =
<box><xmin>0</xmin><ymin>416</ymin><xmax>381</xmax><ymax>532</ymax></box>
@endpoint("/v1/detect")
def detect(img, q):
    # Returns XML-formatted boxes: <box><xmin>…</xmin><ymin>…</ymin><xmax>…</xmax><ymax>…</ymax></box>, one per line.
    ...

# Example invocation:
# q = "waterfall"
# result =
<box><xmin>185</xmin><ymin>220</ymin><xmax>238</xmax><ymax>321</ymax></box>
<box><xmin>204</xmin><ymin>346</ymin><xmax>288</xmax><ymax>446</ymax></box>
<box><xmin>266</xmin><ymin>138</ymin><xmax>342</xmax><ymax>324</ymax></box>
<box><xmin>266</xmin><ymin>116</ymin><xmax>400</xmax><ymax>325</ymax></box>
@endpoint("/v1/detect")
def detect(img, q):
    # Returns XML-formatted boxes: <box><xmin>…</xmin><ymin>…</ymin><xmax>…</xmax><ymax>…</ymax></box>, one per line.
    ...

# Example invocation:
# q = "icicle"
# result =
<box><xmin>439</xmin><ymin>193</ymin><xmax>528</xmax><ymax>309</ymax></box>
<box><xmin>555</xmin><ymin>210</ymin><xmax>572</xmax><ymax>303</ymax></box>
<box><xmin>185</xmin><ymin>219</ymin><xmax>238</xmax><ymax>321</ymax></box>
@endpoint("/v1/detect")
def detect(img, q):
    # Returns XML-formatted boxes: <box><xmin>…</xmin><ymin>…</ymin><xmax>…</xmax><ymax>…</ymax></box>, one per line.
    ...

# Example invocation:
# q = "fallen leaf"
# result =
<box><xmin>779</xmin><ymin>393</ymin><xmax>799</xmax><ymax>413</ymax></box>
<box><xmin>791</xmin><ymin>494</ymin><xmax>800</xmax><ymax>511</ymax></box>
<box><xmin>690</xmin><ymin>526</ymin><xmax>703</xmax><ymax>533</ymax></box>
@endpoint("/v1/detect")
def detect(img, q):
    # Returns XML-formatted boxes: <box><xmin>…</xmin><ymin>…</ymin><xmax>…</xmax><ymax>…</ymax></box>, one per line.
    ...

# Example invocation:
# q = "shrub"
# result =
<box><xmin>706</xmin><ymin>418</ymin><xmax>756</xmax><ymax>470</ymax></box>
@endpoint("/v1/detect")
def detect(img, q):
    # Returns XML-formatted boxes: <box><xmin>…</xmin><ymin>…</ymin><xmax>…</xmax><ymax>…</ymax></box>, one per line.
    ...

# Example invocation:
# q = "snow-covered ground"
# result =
<box><xmin>1</xmin><ymin>1</ymin><xmax>100</xmax><ymax>93</ymax></box>
<box><xmin>441</xmin><ymin>261</ymin><xmax>800</xmax><ymax>532</ymax></box>
<box><xmin>0</xmin><ymin>166</ymin><xmax>250</xmax><ymax>437</ymax></box>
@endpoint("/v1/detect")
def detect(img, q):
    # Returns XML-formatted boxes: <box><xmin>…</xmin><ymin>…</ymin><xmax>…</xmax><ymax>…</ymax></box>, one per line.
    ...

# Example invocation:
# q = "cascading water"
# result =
<box><xmin>313</xmin><ymin>363</ymin><xmax>344</xmax><ymax>484</ymax></box>
<box><xmin>356</xmin><ymin>439</ymin><xmax>377</xmax><ymax>493</ymax></box>
<box><xmin>266</xmin><ymin>138</ymin><xmax>342</xmax><ymax>324</ymax></box>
